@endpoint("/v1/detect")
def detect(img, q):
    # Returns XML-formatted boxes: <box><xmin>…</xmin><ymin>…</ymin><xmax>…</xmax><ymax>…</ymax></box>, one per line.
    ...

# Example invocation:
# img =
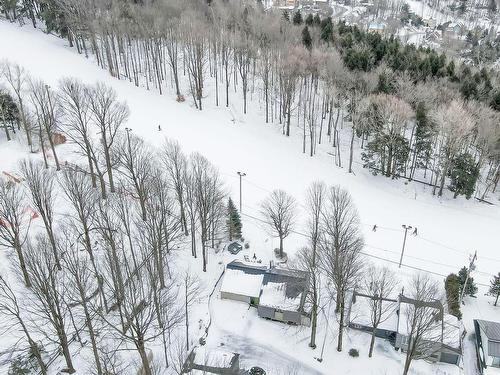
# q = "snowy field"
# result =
<box><xmin>1</xmin><ymin>20</ymin><xmax>500</xmax><ymax>375</ymax></box>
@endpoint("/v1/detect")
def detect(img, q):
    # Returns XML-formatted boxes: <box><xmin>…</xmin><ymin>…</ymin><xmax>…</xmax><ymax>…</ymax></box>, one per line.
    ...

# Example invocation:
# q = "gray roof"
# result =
<box><xmin>476</xmin><ymin>320</ymin><xmax>500</xmax><ymax>342</ymax></box>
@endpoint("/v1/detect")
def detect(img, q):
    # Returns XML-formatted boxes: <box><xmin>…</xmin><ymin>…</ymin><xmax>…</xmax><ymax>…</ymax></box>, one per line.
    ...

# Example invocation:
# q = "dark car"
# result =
<box><xmin>249</xmin><ymin>367</ymin><xmax>266</xmax><ymax>375</ymax></box>
<box><xmin>227</xmin><ymin>241</ymin><xmax>243</xmax><ymax>255</ymax></box>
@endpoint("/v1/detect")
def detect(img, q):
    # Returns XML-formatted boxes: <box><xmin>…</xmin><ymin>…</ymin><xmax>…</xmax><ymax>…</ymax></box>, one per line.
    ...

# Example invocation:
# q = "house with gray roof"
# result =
<box><xmin>219</xmin><ymin>260</ymin><xmax>311</xmax><ymax>326</ymax></box>
<box><xmin>347</xmin><ymin>292</ymin><xmax>463</xmax><ymax>366</ymax></box>
<box><xmin>474</xmin><ymin>319</ymin><xmax>500</xmax><ymax>373</ymax></box>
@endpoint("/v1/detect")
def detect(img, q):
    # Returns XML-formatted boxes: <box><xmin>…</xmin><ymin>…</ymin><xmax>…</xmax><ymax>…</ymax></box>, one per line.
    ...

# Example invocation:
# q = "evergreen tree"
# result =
<box><xmin>302</xmin><ymin>26</ymin><xmax>312</xmax><ymax>51</ymax></box>
<box><xmin>491</xmin><ymin>90</ymin><xmax>500</xmax><ymax>111</ymax></box>
<box><xmin>227</xmin><ymin>198</ymin><xmax>242</xmax><ymax>241</ymax></box>
<box><xmin>376</xmin><ymin>72</ymin><xmax>396</xmax><ymax>94</ymax></box>
<box><xmin>413</xmin><ymin>102</ymin><xmax>434</xmax><ymax>171</ymax></box>
<box><xmin>490</xmin><ymin>272</ymin><xmax>500</xmax><ymax>306</ymax></box>
<box><xmin>320</xmin><ymin>17</ymin><xmax>333</xmax><ymax>43</ymax></box>
<box><xmin>305</xmin><ymin>13</ymin><xmax>314</xmax><ymax>26</ymax></box>
<box><xmin>293</xmin><ymin>10</ymin><xmax>303</xmax><ymax>25</ymax></box>
<box><xmin>313</xmin><ymin>14</ymin><xmax>321</xmax><ymax>26</ymax></box>
<box><xmin>458</xmin><ymin>266</ymin><xmax>478</xmax><ymax>297</ymax></box>
<box><xmin>448</xmin><ymin>153</ymin><xmax>480</xmax><ymax>199</ymax></box>
<box><xmin>445</xmin><ymin>273</ymin><xmax>462</xmax><ymax>319</ymax></box>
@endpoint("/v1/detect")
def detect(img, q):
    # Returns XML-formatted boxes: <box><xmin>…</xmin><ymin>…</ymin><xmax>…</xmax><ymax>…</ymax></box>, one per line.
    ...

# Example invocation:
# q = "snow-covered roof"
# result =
<box><xmin>220</xmin><ymin>268</ymin><xmax>264</xmax><ymax>298</ymax></box>
<box><xmin>259</xmin><ymin>281</ymin><xmax>303</xmax><ymax>311</ymax></box>
<box><xmin>349</xmin><ymin>294</ymin><xmax>399</xmax><ymax>332</ymax></box>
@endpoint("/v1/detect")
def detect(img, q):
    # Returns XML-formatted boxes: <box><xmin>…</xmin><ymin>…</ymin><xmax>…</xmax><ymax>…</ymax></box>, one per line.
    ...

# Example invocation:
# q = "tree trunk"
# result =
<box><xmin>348</xmin><ymin>126</ymin><xmax>355</xmax><ymax>173</ymax></box>
<box><xmin>369</xmin><ymin>330</ymin><xmax>376</xmax><ymax>357</ymax></box>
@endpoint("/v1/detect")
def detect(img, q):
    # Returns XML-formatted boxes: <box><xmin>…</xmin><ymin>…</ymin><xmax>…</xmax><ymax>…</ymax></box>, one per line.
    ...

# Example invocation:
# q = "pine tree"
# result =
<box><xmin>491</xmin><ymin>90</ymin><xmax>500</xmax><ymax>111</ymax></box>
<box><xmin>413</xmin><ymin>102</ymin><xmax>434</xmax><ymax>172</ymax></box>
<box><xmin>448</xmin><ymin>153</ymin><xmax>480</xmax><ymax>199</ymax></box>
<box><xmin>320</xmin><ymin>17</ymin><xmax>333</xmax><ymax>43</ymax></box>
<box><xmin>305</xmin><ymin>13</ymin><xmax>314</xmax><ymax>26</ymax></box>
<box><xmin>227</xmin><ymin>198</ymin><xmax>242</xmax><ymax>241</ymax></box>
<box><xmin>458</xmin><ymin>266</ymin><xmax>478</xmax><ymax>297</ymax></box>
<box><xmin>490</xmin><ymin>273</ymin><xmax>500</xmax><ymax>306</ymax></box>
<box><xmin>313</xmin><ymin>14</ymin><xmax>321</xmax><ymax>26</ymax></box>
<box><xmin>302</xmin><ymin>26</ymin><xmax>312</xmax><ymax>51</ymax></box>
<box><xmin>292</xmin><ymin>10</ymin><xmax>303</xmax><ymax>25</ymax></box>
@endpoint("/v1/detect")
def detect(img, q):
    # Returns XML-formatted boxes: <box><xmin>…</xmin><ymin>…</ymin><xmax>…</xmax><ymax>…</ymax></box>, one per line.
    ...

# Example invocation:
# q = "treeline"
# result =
<box><xmin>1</xmin><ymin>0</ymin><xmax>500</xmax><ymax>199</ymax></box>
<box><xmin>0</xmin><ymin>61</ymin><xmax>234</xmax><ymax>374</ymax></box>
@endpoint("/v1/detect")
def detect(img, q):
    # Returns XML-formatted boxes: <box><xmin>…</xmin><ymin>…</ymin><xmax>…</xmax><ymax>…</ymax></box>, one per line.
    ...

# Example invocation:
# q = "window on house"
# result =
<box><xmin>492</xmin><ymin>357</ymin><xmax>500</xmax><ymax>367</ymax></box>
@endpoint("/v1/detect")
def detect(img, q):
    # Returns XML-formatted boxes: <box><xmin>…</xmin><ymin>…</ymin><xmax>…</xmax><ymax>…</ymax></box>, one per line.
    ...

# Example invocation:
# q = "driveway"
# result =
<box><xmin>216</xmin><ymin>332</ymin><xmax>325</xmax><ymax>375</ymax></box>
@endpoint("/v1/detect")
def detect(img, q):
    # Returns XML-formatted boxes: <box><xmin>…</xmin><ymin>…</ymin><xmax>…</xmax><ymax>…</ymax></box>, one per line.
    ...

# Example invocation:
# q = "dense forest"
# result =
<box><xmin>1</xmin><ymin>0</ymin><xmax>500</xmax><ymax>200</ymax></box>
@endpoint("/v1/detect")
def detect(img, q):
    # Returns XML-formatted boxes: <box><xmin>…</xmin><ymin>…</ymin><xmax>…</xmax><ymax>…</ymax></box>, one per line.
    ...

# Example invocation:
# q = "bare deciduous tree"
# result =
<box><xmin>402</xmin><ymin>273</ymin><xmax>444</xmax><ymax>375</ymax></box>
<box><xmin>0</xmin><ymin>180</ymin><xmax>31</xmax><ymax>287</ymax></box>
<box><xmin>29</xmin><ymin>80</ymin><xmax>61</xmax><ymax>171</ymax></box>
<box><xmin>320</xmin><ymin>185</ymin><xmax>364</xmax><ymax>352</ymax></box>
<box><xmin>190</xmin><ymin>153</ymin><xmax>225</xmax><ymax>272</ymax></box>
<box><xmin>261</xmin><ymin>189</ymin><xmax>297</xmax><ymax>259</ymax></box>
<box><xmin>20</xmin><ymin>159</ymin><xmax>60</xmax><ymax>270</ymax></box>
<box><xmin>161</xmin><ymin>139</ymin><xmax>189</xmax><ymax>235</ymax></box>
<box><xmin>24</xmin><ymin>234</ymin><xmax>75</xmax><ymax>373</ymax></box>
<box><xmin>0</xmin><ymin>275</ymin><xmax>47</xmax><ymax>375</ymax></box>
<box><xmin>361</xmin><ymin>265</ymin><xmax>398</xmax><ymax>358</ymax></box>
<box><xmin>88</xmin><ymin>83</ymin><xmax>129</xmax><ymax>193</ymax></box>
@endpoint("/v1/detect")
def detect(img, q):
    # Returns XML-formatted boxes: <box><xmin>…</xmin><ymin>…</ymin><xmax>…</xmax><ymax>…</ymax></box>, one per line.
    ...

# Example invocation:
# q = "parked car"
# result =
<box><xmin>249</xmin><ymin>367</ymin><xmax>266</xmax><ymax>375</ymax></box>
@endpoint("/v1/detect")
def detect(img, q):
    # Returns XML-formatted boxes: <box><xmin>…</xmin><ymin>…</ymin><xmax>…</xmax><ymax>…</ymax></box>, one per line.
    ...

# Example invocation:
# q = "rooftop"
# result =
<box><xmin>349</xmin><ymin>293</ymin><xmax>399</xmax><ymax>332</ymax></box>
<box><xmin>476</xmin><ymin>319</ymin><xmax>500</xmax><ymax>342</ymax></box>
<box><xmin>220</xmin><ymin>268</ymin><xmax>264</xmax><ymax>298</ymax></box>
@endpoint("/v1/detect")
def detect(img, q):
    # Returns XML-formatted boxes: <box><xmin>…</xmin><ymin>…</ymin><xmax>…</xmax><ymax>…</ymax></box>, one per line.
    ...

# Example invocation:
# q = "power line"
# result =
<box><xmin>235</xmin><ymin>174</ymin><xmax>500</xmax><ymax>264</ymax></box>
<box><xmin>240</xmin><ymin>212</ymin><xmax>492</xmax><ymax>287</ymax></box>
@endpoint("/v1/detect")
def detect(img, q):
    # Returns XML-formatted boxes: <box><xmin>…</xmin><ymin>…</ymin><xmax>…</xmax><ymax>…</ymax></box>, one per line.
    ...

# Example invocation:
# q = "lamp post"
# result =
<box><xmin>399</xmin><ymin>224</ymin><xmax>413</xmax><ymax>268</ymax></box>
<box><xmin>237</xmin><ymin>171</ymin><xmax>246</xmax><ymax>213</ymax></box>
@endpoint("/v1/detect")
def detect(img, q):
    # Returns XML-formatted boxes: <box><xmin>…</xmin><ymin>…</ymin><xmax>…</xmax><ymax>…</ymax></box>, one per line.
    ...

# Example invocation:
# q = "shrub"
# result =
<box><xmin>349</xmin><ymin>348</ymin><xmax>359</xmax><ymax>357</ymax></box>
<box><xmin>445</xmin><ymin>273</ymin><xmax>462</xmax><ymax>319</ymax></box>
<box><xmin>244</xmin><ymin>242</ymin><xmax>250</xmax><ymax>249</ymax></box>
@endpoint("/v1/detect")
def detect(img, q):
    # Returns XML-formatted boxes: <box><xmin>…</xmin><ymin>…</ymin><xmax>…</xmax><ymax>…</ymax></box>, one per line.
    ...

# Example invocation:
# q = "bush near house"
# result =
<box><xmin>445</xmin><ymin>273</ymin><xmax>462</xmax><ymax>319</ymax></box>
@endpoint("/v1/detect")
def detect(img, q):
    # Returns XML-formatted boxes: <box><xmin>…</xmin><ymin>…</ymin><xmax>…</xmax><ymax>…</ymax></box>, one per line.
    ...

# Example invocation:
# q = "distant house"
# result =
<box><xmin>474</xmin><ymin>319</ymin><xmax>500</xmax><ymax>373</ymax></box>
<box><xmin>347</xmin><ymin>293</ymin><xmax>463</xmax><ymax>366</ymax></box>
<box><xmin>219</xmin><ymin>260</ymin><xmax>311</xmax><ymax>326</ymax></box>
<box><xmin>368</xmin><ymin>21</ymin><xmax>386</xmax><ymax>34</ymax></box>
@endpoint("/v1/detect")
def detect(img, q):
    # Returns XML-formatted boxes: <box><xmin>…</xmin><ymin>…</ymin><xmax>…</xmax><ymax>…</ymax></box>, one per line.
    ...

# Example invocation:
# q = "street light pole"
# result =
<box><xmin>399</xmin><ymin>224</ymin><xmax>413</xmax><ymax>268</ymax></box>
<box><xmin>237</xmin><ymin>171</ymin><xmax>246</xmax><ymax>213</ymax></box>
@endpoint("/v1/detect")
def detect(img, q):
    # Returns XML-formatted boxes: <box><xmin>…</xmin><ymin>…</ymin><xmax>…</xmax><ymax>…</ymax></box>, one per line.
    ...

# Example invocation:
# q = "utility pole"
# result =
<box><xmin>125</xmin><ymin>127</ymin><xmax>132</xmax><ymax>151</ymax></box>
<box><xmin>459</xmin><ymin>251</ymin><xmax>477</xmax><ymax>305</ymax></box>
<box><xmin>237</xmin><ymin>171</ymin><xmax>246</xmax><ymax>213</ymax></box>
<box><xmin>398</xmin><ymin>224</ymin><xmax>413</xmax><ymax>268</ymax></box>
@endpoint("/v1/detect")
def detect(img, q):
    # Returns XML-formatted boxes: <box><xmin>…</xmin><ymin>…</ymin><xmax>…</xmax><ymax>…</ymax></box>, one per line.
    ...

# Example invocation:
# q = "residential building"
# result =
<box><xmin>347</xmin><ymin>292</ymin><xmax>463</xmax><ymax>366</ymax></box>
<box><xmin>219</xmin><ymin>260</ymin><xmax>311</xmax><ymax>326</ymax></box>
<box><xmin>474</xmin><ymin>319</ymin><xmax>500</xmax><ymax>373</ymax></box>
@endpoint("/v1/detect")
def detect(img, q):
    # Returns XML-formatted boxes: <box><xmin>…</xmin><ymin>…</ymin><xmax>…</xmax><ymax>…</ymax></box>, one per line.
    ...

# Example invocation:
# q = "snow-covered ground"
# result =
<box><xmin>1</xmin><ymin>20</ymin><xmax>500</xmax><ymax>375</ymax></box>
